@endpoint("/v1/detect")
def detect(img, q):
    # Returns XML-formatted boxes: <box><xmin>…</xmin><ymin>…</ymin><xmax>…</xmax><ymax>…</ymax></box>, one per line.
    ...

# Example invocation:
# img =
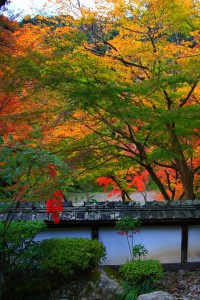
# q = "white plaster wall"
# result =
<box><xmin>34</xmin><ymin>227</ymin><xmax>91</xmax><ymax>241</ymax></box>
<box><xmin>99</xmin><ymin>228</ymin><xmax>131</xmax><ymax>265</ymax></box>
<box><xmin>99</xmin><ymin>226</ymin><xmax>182</xmax><ymax>265</ymax></box>
<box><xmin>188</xmin><ymin>225</ymin><xmax>200</xmax><ymax>262</ymax></box>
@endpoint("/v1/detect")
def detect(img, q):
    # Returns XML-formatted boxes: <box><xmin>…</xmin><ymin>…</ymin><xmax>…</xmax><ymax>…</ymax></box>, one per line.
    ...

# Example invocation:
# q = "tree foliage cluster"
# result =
<box><xmin>0</xmin><ymin>0</ymin><xmax>200</xmax><ymax>202</ymax></box>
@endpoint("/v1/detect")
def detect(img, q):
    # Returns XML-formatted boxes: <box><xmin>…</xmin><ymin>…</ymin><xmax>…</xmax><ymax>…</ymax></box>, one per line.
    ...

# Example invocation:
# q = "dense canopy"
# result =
<box><xmin>0</xmin><ymin>0</ymin><xmax>200</xmax><ymax>202</ymax></box>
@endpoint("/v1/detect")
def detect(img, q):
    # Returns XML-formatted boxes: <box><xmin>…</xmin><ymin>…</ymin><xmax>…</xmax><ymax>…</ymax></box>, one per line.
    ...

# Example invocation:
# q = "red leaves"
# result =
<box><xmin>46</xmin><ymin>190</ymin><xmax>64</xmax><ymax>224</ymax></box>
<box><xmin>48</xmin><ymin>163</ymin><xmax>58</xmax><ymax>178</ymax></box>
<box><xmin>117</xmin><ymin>229</ymin><xmax>140</xmax><ymax>235</ymax></box>
<box><xmin>96</xmin><ymin>177</ymin><xmax>115</xmax><ymax>190</ymax></box>
<box><xmin>96</xmin><ymin>171</ymin><xmax>149</xmax><ymax>199</ymax></box>
<box><xmin>127</xmin><ymin>170</ymin><xmax>149</xmax><ymax>192</ymax></box>
<box><xmin>97</xmin><ymin>176</ymin><xmax>118</xmax><ymax>194</ymax></box>
<box><xmin>46</xmin><ymin>163</ymin><xmax>64</xmax><ymax>224</ymax></box>
<box><xmin>107</xmin><ymin>189</ymin><xmax>122</xmax><ymax>197</ymax></box>
<box><xmin>96</xmin><ymin>176</ymin><xmax>122</xmax><ymax>197</ymax></box>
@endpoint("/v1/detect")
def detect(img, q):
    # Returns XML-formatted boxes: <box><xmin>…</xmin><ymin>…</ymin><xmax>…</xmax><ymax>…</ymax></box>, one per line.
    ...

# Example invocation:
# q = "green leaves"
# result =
<box><xmin>40</xmin><ymin>238</ymin><xmax>106</xmax><ymax>278</ymax></box>
<box><xmin>116</xmin><ymin>217</ymin><xmax>141</xmax><ymax>232</ymax></box>
<box><xmin>119</xmin><ymin>260</ymin><xmax>163</xmax><ymax>285</ymax></box>
<box><xmin>0</xmin><ymin>136</ymin><xmax>71</xmax><ymax>202</ymax></box>
<box><xmin>1</xmin><ymin>0</ymin><xmax>199</xmax><ymax>201</ymax></box>
<box><xmin>0</xmin><ymin>220</ymin><xmax>46</xmax><ymax>270</ymax></box>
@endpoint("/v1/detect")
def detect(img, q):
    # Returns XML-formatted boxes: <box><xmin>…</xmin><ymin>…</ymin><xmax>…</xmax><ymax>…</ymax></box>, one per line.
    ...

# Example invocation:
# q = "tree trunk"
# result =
<box><xmin>167</xmin><ymin>123</ymin><xmax>195</xmax><ymax>200</ymax></box>
<box><xmin>144</xmin><ymin>164</ymin><xmax>171</xmax><ymax>201</ymax></box>
<box><xmin>175</xmin><ymin>159</ymin><xmax>195</xmax><ymax>200</ymax></box>
<box><xmin>0</xmin><ymin>274</ymin><xmax>3</xmax><ymax>300</ymax></box>
<box><xmin>0</xmin><ymin>253</ymin><xmax>4</xmax><ymax>300</ymax></box>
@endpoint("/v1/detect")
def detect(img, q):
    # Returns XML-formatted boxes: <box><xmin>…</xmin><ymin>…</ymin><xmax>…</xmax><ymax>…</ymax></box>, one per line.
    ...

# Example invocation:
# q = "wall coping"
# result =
<box><xmin>0</xmin><ymin>200</ymin><xmax>200</xmax><ymax>224</ymax></box>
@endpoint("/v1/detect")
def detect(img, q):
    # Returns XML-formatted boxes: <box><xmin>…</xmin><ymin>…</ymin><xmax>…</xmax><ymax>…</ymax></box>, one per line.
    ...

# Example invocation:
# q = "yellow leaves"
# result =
<box><xmin>79</xmin><ymin>9</ymin><xmax>99</xmax><ymax>25</ymax></box>
<box><xmin>110</xmin><ymin>35</ymin><xmax>143</xmax><ymax>57</ymax></box>
<box><xmin>45</xmin><ymin>111</ymin><xmax>94</xmax><ymax>147</ymax></box>
<box><xmin>54</xmin><ymin>25</ymin><xmax>77</xmax><ymax>35</ymax></box>
<box><xmin>14</xmin><ymin>16</ymin><xmax>79</xmax><ymax>58</ymax></box>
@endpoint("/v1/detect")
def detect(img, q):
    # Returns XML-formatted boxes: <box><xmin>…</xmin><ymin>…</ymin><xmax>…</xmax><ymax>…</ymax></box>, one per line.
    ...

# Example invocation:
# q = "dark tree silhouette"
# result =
<box><xmin>0</xmin><ymin>0</ymin><xmax>9</xmax><ymax>8</ymax></box>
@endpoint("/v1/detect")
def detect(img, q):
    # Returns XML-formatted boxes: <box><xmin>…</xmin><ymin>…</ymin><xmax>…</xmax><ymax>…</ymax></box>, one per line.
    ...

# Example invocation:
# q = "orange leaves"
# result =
<box><xmin>0</xmin><ymin>1</ymin><xmax>199</xmax><ymax>203</ymax></box>
<box><xmin>127</xmin><ymin>170</ymin><xmax>149</xmax><ymax>192</ymax></box>
<box><xmin>0</xmin><ymin>92</ymin><xmax>39</xmax><ymax>141</ymax></box>
<box><xmin>154</xmin><ymin>168</ymin><xmax>184</xmax><ymax>201</ymax></box>
<box><xmin>45</xmin><ymin>110</ymin><xmax>93</xmax><ymax>144</ymax></box>
<box><xmin>0</xmin><ymin>15</ymin><xmax>19</xmax><ymax>54</ymax></box>
<box><xmin>96</xmin><ymin>176</ymin><xmax>115</xmax><ymax>190</ymax></box>
<box><xmin>0</xmin><ymin>94</ymin><xmax>32</xmax><ymax>140</ymax></box>
<box><xmin>14</xmin><ymin>24</ymin><xmax>52</xmax><ymax>57</ymax></box>
<box><xmin>96</xmin><ymin>176</ymin><xmax>122</xmax><ymax>197</ymax></box>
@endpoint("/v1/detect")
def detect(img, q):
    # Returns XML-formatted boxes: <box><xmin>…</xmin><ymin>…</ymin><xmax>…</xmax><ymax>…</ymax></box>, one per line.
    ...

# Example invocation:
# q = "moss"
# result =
<box><xmin>80</xmin><ymin>269</ymin><xmax>100</xmax><ymax>298</ymax></box>
<box><xmin>85</xmin><ymin>268</ymin><xmax>101</xmax><ymax>283</ymax></box>
<box><xmin>104</xmin><ymin>266</ymin><xmax>122</xmax><ymax>283</ymax></box>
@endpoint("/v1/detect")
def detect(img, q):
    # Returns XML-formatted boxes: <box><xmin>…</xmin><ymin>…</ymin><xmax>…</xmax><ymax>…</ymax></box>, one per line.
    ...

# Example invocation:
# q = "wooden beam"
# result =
<box><xmin>181</xmin><ymin>224</ymin><xmax>188</xmax><ymax>263</ymax></box>
<box><xmin>91</xmin><ymin>224</ymin><xmax>99</xmax><ymax>240</ymax></box>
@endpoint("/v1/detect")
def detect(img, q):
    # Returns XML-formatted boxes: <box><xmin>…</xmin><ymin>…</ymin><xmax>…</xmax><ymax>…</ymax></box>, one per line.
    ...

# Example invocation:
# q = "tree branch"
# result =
<box><xmin>179</xmin><ymin>83</ymin><xmax>197</xmax><ymax>108</ymax></box>
<box><xmin>163</xmin><ymin>90</ymin><xmax>172</xmax><ymax>110</ymax></box>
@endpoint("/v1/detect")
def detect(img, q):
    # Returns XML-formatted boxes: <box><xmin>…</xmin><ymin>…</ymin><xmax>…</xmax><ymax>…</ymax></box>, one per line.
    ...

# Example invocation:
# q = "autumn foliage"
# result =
<box><xmin>96</xmin><ymin>170</ymin><xmax>149</xmax><ymax>199</ymax></box>
<box><xmin>46</xmin><ymin>190</ymin><xmax>64</xmax><ymax>224</ymax></box>
<box><xmin>48</xmin><ymin>163</ymin><xmax>58</xmax><ymax>178</ymax></box>
<box><xmin>0</xmin><ymin>0</ymin><xmax>200</xmax><ymax>204</ymax></box>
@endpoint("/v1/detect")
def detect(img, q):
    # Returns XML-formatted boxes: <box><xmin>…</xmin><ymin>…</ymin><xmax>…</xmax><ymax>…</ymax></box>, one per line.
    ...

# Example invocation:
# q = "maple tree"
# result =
<box><xmin>0</xmin><ymin>0</ymin><xmax>200</xmax><ymax>201</ymax></box>
<box><xmin>0</xmin><ymin>14</ymin><xmax>94</xmax><ymax>146</ymax></box>
<box><xmin>0</xmin><ymin>15</ymin><xmax>83</xmax><ymax>204</ymax></box>
<box><xmin>96</xmin><ymin>169</ymin><xmax>149</xmax><ymax>201</ymax></box>
<box><xmin>0</xmin><ymin>16</ymin><xmax>45</xmax><ymax>143</ymax></box>
<box><xmin>41</xmin><ymin>0</ymin><xmax>199</xmax><ymax>201</ymax></box>
<box><xmin>0</xmin><ymin>16</ymin><xmax>67</xmax><ymax>143</ymax></box>
<box><xmin>0</xmin><ymin>137</ymin><xmax>71</xmax><ymax>202</ymax></box>
<box><xmin>116</xmin><ymin>216</ymin><xmax>141</xmax><ymax>260</ymax></box>
<box><xmin>0</xmin><ymin>136</ymin><xmax>72</xmax><ymax>299</ymax></box>
<box><xmin>0</xmin><ymin>16</ymin><xmax>19</xmax><ymax>119</ymax></box>
<box><xmin>78</xmin><ymin>1</ymin><xmax>199</xmax><ymax>200</ymax></box>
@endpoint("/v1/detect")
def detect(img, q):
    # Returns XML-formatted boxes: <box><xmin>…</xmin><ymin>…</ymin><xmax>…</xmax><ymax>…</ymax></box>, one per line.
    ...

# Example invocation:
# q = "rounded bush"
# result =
<box><xmin>40</xmin><ymin>237</ymin><xmax>106</xmax><ymax>279</ymax></box>
<box><xmin>119</xmin><ymin>260</ymin><xmax>163</xmax><ymax>285</ymax></box>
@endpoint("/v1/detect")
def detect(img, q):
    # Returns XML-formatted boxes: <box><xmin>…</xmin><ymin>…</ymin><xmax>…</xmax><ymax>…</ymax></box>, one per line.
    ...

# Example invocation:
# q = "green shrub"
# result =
<box><xmin>40</xmin><ymin>237</ymin><xmax>106</xmax><ymax>279</ymax></box>
<box><xmin>119</xmin><ymin>260</ymin><xmax>163</xmax><ymax>285</ymax></box>
<box><xmin>0</xmin><ymin>220</ymin><xmax>46</xmax><ymax>271</ymax></box>
<box><xmin>116</xmin><ymin>278</ymin><xmax>157</xmax><ymax>300</ymax></box>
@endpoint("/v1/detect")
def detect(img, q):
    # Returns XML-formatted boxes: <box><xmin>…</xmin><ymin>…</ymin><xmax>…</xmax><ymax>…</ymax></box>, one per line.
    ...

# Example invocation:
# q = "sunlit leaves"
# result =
<box><xmin>1</xmin><ymin>0</ymin><xmax>199</xmax><ymax>201</ymax></box>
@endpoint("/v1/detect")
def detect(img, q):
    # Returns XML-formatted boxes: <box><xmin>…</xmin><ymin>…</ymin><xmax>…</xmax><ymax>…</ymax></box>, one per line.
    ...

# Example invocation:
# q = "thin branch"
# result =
<box><xmin>111</xmin><ymin>55</ymin><xmax>149</xmax><ymax>70</ymax></box>
<box><xmin>163</xmin><ymin>90</ymin><xmax>172</xmax><ymax>110</ymax></box>
<box><xmin>152</xmin><ymin>160</ymin><xmax>177</xmax><ymax>170</ymax></box>
<box><xmin>0</xmin><ymin>97</ymin><xmax>11</xmax><ymax>111</ymax></box>
<box><xmin>147</xmin><ymin>26</ymin><xmax>157</xmax><ymax>53</ymax></box>
<box><xmin>193</xmin><ymin>165</ymin><xmax>200</xmax><ymax>175</ymax></box>
<box><xmin>179</xmin><ymin>83</ymin><xmax>198</xmax><ymax>107</ymax></box>
<box><xmin>72</xmin><ymin>156</ymin><xmax>115</xmax><ymax>179</ymax></box>
<box><xmin>109</xmin><ymin>174</ymin><xmax>132</xmax><ymax>201</ymax></box>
